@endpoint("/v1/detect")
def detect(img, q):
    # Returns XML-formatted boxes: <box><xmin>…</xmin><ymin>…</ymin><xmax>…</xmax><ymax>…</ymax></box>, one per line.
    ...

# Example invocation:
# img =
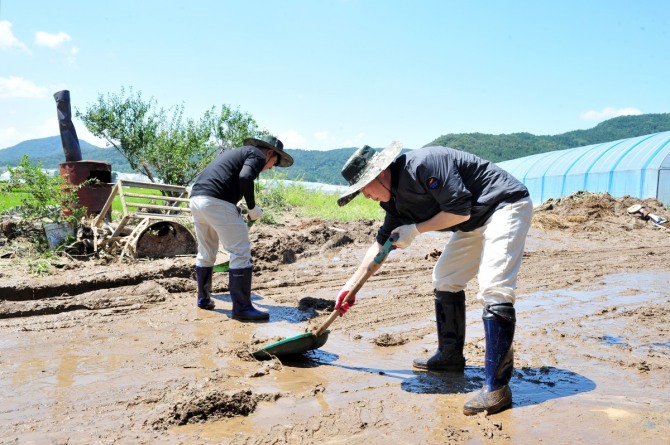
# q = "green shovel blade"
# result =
<box><xmin>213</xmin><ymin>262</ymin><xmax>229</xmax><ymax>273</ymax></box>
<box><xmin>252</xmin><ymin>330</ymin><xmax>330</xmax><ymax>360</ymax></box>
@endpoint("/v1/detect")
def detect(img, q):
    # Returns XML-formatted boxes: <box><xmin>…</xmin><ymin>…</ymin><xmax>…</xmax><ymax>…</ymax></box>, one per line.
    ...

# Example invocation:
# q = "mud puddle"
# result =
<box><xmin>161</xmin><ymin>269</ymin><xmax>670</xmax><ymax>444</ymax></box>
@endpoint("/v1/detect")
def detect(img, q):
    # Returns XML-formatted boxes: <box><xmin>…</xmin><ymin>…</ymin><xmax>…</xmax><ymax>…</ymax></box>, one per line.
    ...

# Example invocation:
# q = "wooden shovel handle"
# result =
<box><xmin>314</xmin><ymin>234</ymin><xmax>398</xmax><ymax>336</ymax></box>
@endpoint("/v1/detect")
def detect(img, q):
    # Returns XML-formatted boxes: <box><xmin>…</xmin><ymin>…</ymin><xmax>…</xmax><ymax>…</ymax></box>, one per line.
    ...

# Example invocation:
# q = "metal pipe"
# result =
<box><xmin>53</xmin><ymin>90</ymin><xmax>82</xmax><ymax>162</ymax></box>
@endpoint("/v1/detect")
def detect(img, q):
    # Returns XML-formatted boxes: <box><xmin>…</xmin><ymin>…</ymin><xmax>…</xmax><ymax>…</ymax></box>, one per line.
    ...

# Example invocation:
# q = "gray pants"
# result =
<box><xmin>189</xmin><ymin>195</ymin><xmax>252</xmax><ymax>269</ymax></box>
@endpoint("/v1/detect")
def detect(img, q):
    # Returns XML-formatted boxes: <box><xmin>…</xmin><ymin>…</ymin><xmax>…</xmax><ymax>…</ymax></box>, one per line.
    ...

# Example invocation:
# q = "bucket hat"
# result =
<box><xmin>243</xmin><ymin>135</ymin><xmax>294</xmax><ymax>167</ymax></box>
<box><xmin>337</xmin><ymin>141</ymin><xmax>403</xmax><ymax>206</ymax></box>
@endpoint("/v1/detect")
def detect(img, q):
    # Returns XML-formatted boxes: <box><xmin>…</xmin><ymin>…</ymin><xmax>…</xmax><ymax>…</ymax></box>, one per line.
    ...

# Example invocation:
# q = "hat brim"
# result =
<box><xmin>337</xmin><ymin>190</ymin><xmax>361</xmax><ymax>207</ymax></box>
<box><xmin>244</xmin><ymin>137</ymin><xmax>294</xmax><ymax>167</ymax></box>
<box><xmin>337</xmin><ymin>140</ymin><xmax>403</xmax><ymax>206</ymax></box>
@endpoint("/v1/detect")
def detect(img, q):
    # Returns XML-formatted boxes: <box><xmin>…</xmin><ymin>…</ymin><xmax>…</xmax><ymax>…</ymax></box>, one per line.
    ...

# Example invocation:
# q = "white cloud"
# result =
<box><xmin>66</xmin><ymin>46</ymin><xmax>80</xmax><ymax>65</ymax></box>
<box><xmin>0</xmin><ymin>126</ymin><xmax>23</xmax><ymax>149</ymax></box>
<box><xmin>0</xmin><ymin>116</ymin><xmax>107</xmax><ymax>150</ymax></box>
<box><xmin>29</xmin><ymin>117</ymin><xmax>107</xmax><ymax>148</ymax></box>
<box><xmin>34</xmin><ymin>117</ymin><xmax>60</xmax><ymax>137</ymax></box>
<box><xmin>581</xmin><ymin>107</ymin><xmax>643</xmax><ymax>121</ymax></box>
<box><xmin>278</xmin><ymin>129</ymin><xmax>306</xmax><ymax>148</ymax></box>
<box><xmin>35</xmin><ymin>30</ymin><xmax>72</xmax><ymax>48</ymax></box>
<box><xmin>0</xmin><ymin>76</ymin><xmax>49</xmax><ymax>99</ymax></box>
<box><xmin>74</xmin><ymin>120</ymin><xmax>109</xmax><ymax>148</ymax></box>
<box><xmin>314</xmin><ymin>130</ymin><xmax>330</xmax><ymax>141</ymax></box>
<box><xmin>0</xmin><ymin>20</ymin><xmax>29</xmax><ymax>52</ymax></box>
<box><xmin>0</xmin><ymin>117</ymin><xmax>57</xmax><ymax>149</ymax></box>
<box><xmin>343</xmin><ymin>132</ymin><xmax>366</xmax><ymax>147</ymax></box>
<box><xmin>0</xmin><ymin>125</ymin><xmax>48</xmax><ymax>150</ymax></box>
<box><xmin>35</xmin><ymin>30</ymin><xmax>77</xmax><ymax>63</ymax></box>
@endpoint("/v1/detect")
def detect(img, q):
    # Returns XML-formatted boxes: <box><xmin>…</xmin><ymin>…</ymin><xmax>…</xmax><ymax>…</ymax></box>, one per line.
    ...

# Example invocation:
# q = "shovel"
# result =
<box><xmin>251</xmin><ymin>233</ymin><xmax>398</xmax><ymax>360</ymax></box>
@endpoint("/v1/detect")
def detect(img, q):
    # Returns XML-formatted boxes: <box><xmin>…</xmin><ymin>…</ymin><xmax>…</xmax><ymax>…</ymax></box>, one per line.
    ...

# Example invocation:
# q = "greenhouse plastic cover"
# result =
<box><xmin>497</xmin><ymin>131</ymin><xmax>670</xmax><ymax>206</ymax></box>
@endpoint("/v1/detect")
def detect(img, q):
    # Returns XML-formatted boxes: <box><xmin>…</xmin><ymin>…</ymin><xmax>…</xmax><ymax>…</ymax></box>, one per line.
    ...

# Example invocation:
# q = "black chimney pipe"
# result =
<box><xmin>54</xmin><ymin>90</ymin><xmax>82</xmax><ymax>162</ymax></box>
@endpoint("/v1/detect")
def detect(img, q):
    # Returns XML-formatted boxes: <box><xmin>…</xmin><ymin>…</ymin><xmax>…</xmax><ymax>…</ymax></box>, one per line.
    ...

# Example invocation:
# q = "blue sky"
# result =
<box><xmin>1</xmin><ymin>0</ymin><xmax>668</xmax><ymax>152</ymax></box>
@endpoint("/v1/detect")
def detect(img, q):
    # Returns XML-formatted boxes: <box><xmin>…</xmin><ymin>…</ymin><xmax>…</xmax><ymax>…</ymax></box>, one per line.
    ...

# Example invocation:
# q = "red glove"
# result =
<box><xmin>334</xmin><ymin>288</ymin><xmax>355</xmax><ymax>316</ymax></box>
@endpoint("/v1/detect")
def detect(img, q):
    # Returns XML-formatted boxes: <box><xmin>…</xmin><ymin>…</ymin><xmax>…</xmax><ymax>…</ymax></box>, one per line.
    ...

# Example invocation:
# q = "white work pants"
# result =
<box><xmin>432</xmin><ymin>196</ymin><xmax>533</xmax><ymax>306</ymax></box>
<box><xmin>189</xmin><ymin>195</ymin><xmax>252</xmax><ymax>269</ymax></box>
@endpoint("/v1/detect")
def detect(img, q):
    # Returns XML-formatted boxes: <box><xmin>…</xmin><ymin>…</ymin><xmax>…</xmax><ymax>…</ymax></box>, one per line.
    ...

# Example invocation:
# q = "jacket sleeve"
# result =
<box><xmin>239</xmin><ymin>149</ymin><xmax>264</xmax><ymax>209</ymax></box>
<box><xmin>239</xmin><ymin>169</ymin><xmax>256</xmax><ymax>209</ymax></box>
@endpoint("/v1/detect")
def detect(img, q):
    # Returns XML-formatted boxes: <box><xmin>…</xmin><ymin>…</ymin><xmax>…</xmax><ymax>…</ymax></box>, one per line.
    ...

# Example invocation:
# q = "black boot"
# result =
<box><xmin>196</xmin><ymin>266</ymin><xmax>216</xmax><ymax>310</ymax></box>
<box><xmin>229</xmin><ymin>267</ymin><xmax>269</xmax><ymax>321</ymax></box>
<box><xmin>413</xmin><ymin>290</ymin><xmax>466</xmax><ymax>371</ymax></box>
<box><xmin>463</xmin><ymin>303</ymin><xmax>516</xmax><ymax>415</ymax></box>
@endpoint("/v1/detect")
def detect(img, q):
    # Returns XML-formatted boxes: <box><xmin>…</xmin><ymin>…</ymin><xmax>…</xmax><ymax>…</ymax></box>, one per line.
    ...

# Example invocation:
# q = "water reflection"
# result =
<box><xmin>400</xmin><ymin>368</ymin><xmax>482</xmax><ymax>394</ymax></box>
<box><xmin>210</xmin><ymin>292</ymin><xmax>317</xmax><ymax>324</ymax></box>
<box><xmin>278</xmin><ymin>352</ymin><xmax>596</xmax><ymax>410</ymax></box>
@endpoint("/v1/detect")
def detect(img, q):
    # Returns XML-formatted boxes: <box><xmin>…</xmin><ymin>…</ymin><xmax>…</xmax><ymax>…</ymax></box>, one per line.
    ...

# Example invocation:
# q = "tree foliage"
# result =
<box><xmin>76</xmin><ymin>87</ymin><xmax>265</xmax><ymax>186</ymax></box>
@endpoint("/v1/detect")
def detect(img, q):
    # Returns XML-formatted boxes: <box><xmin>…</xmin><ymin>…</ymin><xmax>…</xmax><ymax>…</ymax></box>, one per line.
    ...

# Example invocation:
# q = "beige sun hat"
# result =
<box><xmin>337</xmin><ymin>141</ymin><xmax>403</xmax><ymax>206</ymax></box>
<box><xmin>243</xmin><ymin>134</ymin><xmax>294</xmax><ymax>167</ymax></box>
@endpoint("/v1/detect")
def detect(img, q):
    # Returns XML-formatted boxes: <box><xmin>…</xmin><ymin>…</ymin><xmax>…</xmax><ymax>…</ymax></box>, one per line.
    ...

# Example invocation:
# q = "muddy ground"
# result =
<box><xmin>1</xmin><ymin>193</ymin><xmax>669</xmax><ymax>444</ymax></box>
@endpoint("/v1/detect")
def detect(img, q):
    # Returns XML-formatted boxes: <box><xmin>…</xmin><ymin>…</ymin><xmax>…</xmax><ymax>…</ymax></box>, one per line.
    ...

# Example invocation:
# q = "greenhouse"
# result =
<box><xmin>497</xmin><ymin>131</ymin><xmax>670</xmax><ymax>206</ymax></box>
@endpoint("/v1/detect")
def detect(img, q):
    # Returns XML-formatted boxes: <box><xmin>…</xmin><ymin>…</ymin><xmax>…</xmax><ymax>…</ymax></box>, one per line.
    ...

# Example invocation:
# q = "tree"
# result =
<box><xmin>76</xmin><ymin>87</ymin><xmax>266</xmax><ymax>187</ymax></box>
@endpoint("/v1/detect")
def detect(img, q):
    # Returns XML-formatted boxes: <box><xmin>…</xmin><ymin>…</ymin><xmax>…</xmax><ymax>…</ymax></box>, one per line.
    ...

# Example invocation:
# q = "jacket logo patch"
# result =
<box><xmin>426</xmin><ymin>177</ymin><xmax>440</xmax><ymax>190</ymax></box>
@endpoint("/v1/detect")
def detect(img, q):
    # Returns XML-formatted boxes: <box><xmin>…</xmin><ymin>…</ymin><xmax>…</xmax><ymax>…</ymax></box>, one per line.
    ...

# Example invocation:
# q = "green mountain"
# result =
<box><xmin>0</xmin><ymin>136</ymin><xmax>132</xmax><ymax>172</ymax></box>
<box><xmin>426</xmin><ymin>113</ymin><xmax>670</xmax><ymax>163</ymax></box>
<box><xmin>289</xmin><ymin>113</ymin><xmax>670</xmax><ymax>184</ymax></box>
<box><xmin>283</xmin><ymin>147</ymin><xmax>413</xmax><ymax>185</ymax></box>
<box><xmin>2</xmin><ymin>113</ymin><xmax>669</xmax><ymax>185</ymax></box>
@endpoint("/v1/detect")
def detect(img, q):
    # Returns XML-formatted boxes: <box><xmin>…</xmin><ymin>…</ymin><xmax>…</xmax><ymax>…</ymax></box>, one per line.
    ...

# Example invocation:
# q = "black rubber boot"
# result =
<box><xmin>463</xmin><ymin>303</ymin><xmax>516</xmax><ymax>416</ymax></box>
<box><xmin>413</xmin><ymin>290</ymin><xmax>466</xmax><ymax>371</ymax></box>
<box><xmin>196</xmin><ymin>266</ymin><xmax>215</xmax><ymax>310</ymax></box>
<box><xmin>229</xmin><ymin>267</ymin><xmax>269</xmax><ymax>321</ymax></box>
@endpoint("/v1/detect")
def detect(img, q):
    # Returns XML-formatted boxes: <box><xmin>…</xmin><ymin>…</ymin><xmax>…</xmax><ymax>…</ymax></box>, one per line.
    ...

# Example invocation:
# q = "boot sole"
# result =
<box><xmin>463</xmin><ymin>386</ymin><xmax>512</xmax><ymax>416</ymax></box>
<box><xmin>232</xmin><ymin>315</ymin><xmax>270</xmax><ymax>322</ymax></box>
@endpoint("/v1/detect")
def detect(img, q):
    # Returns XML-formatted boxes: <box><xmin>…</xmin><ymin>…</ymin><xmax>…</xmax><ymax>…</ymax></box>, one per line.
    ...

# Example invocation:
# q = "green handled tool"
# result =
<box><xmin>251</xmin><ymin>233</ymin><xmax>398</xmax><ymax>360</ymax></box>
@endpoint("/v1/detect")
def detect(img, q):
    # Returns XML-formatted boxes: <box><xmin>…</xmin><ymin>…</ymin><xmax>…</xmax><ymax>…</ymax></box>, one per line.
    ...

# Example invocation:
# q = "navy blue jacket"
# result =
<box><xmin>376</xmin><ymin>146</ymin><xmax>529</xmax><ymax>244</ymax></box>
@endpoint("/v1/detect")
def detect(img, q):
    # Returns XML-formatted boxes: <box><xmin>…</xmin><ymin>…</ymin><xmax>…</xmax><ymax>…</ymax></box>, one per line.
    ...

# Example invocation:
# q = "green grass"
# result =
<box><xmin>1</xmin><ymin>182</ymin><xmax>383</xmax><ymax>222</ymax></box>
<box><xmin>110</xmin><ymin>187</ymin><xmax>165</xmax><ymax>213</ymax></box>
<box><xmin>0</xmin><ymin>185</ymin><xmax>176</xmax><ymax>217</ymax></box>
<box><xmin>99</xmin><ymin>186</ymin><xmax>169</xmax><ymax>221</ymax></box>
<box><xmin>253</xmin><ymin>171</ymin><xmax>384</xmax><ymax>222</ymax></box>
<box><xmin>0</xmin><ymin>191</ymin><xmax>28</xmax><ymax>212</ymax></box>
<box><xmin>276</xmin><ymin>182</ymin><xmax>383</xmax><ymax>221</ymax></box>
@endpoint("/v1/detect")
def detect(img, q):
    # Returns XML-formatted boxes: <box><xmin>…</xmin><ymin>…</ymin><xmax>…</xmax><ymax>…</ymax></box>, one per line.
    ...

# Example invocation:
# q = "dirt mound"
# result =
<box><xmin>372</xmin><ymin>332</ymin><xmax>409</xmax><ymax>347</ymax></box>
<box><xmin>532</xmin><ymin>192</ymin><xmax>667</xmax><ymax>232</ymax></box>
<box><xmin>0</xmin><ymin>218</ymin><xmax>379</xmax><ymax>302</ymax></box>
<box><xmin>250</xmin><ymin>218</ymin><xmax>377</xmax><ymax>270</ymax></box>
<box><xmin>148</xmin><ymin>389</ymin><xmax>279</xmax><ymax>430</ymax></box>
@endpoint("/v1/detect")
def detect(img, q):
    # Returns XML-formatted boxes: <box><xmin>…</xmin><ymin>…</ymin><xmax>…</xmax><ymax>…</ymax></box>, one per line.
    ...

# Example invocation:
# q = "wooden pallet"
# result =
<box><xmin>93</xmin><ymin>179</ymin><xmax>191</xmax><ymax>258</ymax></box>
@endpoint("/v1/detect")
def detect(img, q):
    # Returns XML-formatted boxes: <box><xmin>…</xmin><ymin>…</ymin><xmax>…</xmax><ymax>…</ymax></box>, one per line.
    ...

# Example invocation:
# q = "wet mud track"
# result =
<box><xmin>1</xmin><ymin>195</ymin><xmax>670</xmax><ymax>444</ymax></box>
